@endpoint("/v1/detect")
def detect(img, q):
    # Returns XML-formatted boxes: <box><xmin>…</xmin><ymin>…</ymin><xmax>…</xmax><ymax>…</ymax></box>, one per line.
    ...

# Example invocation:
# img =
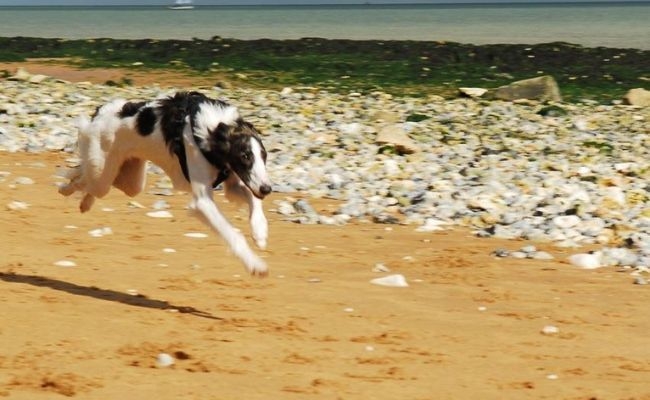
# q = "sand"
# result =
<box><xmin>1</xmin><ymin>63</ymin><xmax>650</xmax><ymax>399</ymax></box>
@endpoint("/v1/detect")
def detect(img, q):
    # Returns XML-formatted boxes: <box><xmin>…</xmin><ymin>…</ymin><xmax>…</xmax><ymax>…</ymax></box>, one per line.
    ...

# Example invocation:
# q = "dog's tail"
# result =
<box><xmin>76</xmin><ymin>113</ymin><xmax>95</xmax><ymax>163</ymax></box>
<box><xmin>55</xmin><ymin>114</ymin><xmax>90</xmax><ymax>183</ymax></box>
<box><xmin>76</xmin><ymin>113</ymin><xmax>92</xmax><ymax>135</ymax></box>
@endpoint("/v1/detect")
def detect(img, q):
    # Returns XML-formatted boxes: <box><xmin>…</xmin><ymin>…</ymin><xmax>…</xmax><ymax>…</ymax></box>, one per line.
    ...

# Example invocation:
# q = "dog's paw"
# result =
<box><xmin>58</xmin><ymin>183</ymin><xmax>77</xmax><ymax>196</ymax></box>
<box><xmin>79</xmin><ymin>194</ymin><xmax>95</xmax><ymax>213</ymax></box>
<box><xmin>245</xmin><ymin>256</ymin><xmax>268</xmax><ymax>278</ymax></box>
<box><xmin>254</xmin><ymin>237</ymin><xmax>267</xmax><ymax>250</ymax></box>
<box><xmin>250</xmin><ymin>214</ymin><xmax>268</xmax><ymax>250</ymax></box>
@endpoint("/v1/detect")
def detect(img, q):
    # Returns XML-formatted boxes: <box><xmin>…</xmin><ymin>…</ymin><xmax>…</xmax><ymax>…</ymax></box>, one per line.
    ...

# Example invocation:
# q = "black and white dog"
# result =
<box><xmin>59</xmin><ymin>91</ymin><xmax>272</xmax><ymax>276</ymax></box>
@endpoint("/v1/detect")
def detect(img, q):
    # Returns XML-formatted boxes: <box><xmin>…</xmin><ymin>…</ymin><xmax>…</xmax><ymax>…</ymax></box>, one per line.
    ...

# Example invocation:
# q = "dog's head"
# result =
<box><xmin>210</xmin><ymin>119</ymin><xmax>272</xmax><ymax>199</ymax></box>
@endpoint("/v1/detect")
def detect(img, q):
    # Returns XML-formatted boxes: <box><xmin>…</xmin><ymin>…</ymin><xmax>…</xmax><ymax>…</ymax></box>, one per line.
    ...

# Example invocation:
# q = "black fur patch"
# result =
<box><xmin>119</xmin><ymin>101</ymin><xmax>146</xmax><ymax>118</ymax></box>
<box><xmin>159</xmin><ymin>92</ymin><xmax>201</xmax><ymax>182</ymax></box>
<box><xmin>153</xmin><ymin>91</ymin><xmax>259</xmax><ymax>185</ymax></box>
<box><xmin>136</xmin><ymin>107</ymin><xmax>157</xmax><ymax>136</ymax></box>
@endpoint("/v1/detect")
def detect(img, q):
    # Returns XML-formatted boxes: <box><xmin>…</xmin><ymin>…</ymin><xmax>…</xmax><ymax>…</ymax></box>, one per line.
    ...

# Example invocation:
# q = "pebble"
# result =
<box><xmin>531</xmin><ymin>251</ymin><xmax>554</xmax><ymax>260</ymax></box>
<box><xmin>184</xmin><ymin>232</ymin><xmax>208</xmax><ymax>238</ymax></box>
<box><xmin>6</xmin><ymin>200</ymin><xmax>29</xmax><ymax>210</ymax></box>
<box><xmin>13</xmin><ymin>176</ymin><xmax>34</xmax><ymax>185</ymax></box>
<box><xmin>146</xmin><ymin>210</ymin><xmax>173</xmax><ymax>218</ymax></box>
<box><xmin>493</xmin><ymin>246</ymin><xmax>555</xmax><ymax>261</ymax></box>
<box><xmin>152</xmin><ymin>200</ymin><xmax>170</xmax><ymax>210</ymax></box>
<box><xmin>568</xmin><ymin>253</ymin><xmax>602</xmax><ymax>269</ymax></box>
<box><xmin>88</xmin><ymin>227</ymin><xmax>113</xmax><ymax>237</ymax></box>
<box><xmin>372</xmin><ymin>263</ymin><xmax>391</xmax><ymax>273</ymax></box>
<box><xmin>54</xmin><ymin>260</ymin><xmax>76</xmax><ymax>267</ymax></box>
<box><xmin>541</xmin><ymin>325</ymin><xmax>560</xmax><ymax>335</ymax></box>
<box><xmin>370</xmin><ymin>274</ymin><xmax>409</xmax><ymax>287</ymax></box>
<box><xmin>1</xmin><ymin>77</ymin><xmax>649</xmax><ymax>277</ymax></box>
<box><xmin>127</xmin><ymin>200</ymin><xmax>146</xmax><ymax>209</ymax></box>
<box><xmin>156</xmin><ymin>353</ymin><xmax>175</xmax><ymax>368</ymax></box>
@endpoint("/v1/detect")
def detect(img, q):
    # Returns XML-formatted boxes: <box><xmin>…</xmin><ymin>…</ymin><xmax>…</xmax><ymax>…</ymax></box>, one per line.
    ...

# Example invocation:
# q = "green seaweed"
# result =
<box><xmin>0</xmin><ymin>37</ymin><xmax>647</xmax><ymax>102</ymax></box>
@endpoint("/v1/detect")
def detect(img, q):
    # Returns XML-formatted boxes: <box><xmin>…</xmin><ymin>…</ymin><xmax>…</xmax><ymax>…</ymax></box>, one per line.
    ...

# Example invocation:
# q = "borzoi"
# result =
<box><xmin>58</xmin><ymin>91</ymin><xmax>272</xmax><ymax>276</ymax></box>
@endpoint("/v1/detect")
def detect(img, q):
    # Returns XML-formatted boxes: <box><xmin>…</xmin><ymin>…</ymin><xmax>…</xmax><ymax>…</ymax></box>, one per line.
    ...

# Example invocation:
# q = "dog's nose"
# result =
<box><xmin>260</xmin><ymin>184</ymin><xmax>272</xmax><ymax>196</ymax></box>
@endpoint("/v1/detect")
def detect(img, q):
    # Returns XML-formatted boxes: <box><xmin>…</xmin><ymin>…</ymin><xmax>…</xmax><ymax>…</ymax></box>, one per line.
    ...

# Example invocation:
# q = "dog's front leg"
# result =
<box><xmin>224</xmin><ymin>176</ymin><xmax>268</xmax><ymax>250</ymax></box>
<box><xmin>249</xmin><ymin>196</ymin><xmax>268</xmax><ymax>250</ymax></box>
<box><xmin>183</xmin><ymin>125</ymin><xmax>267</xmax><ymax>276</ymax></box>
<box><xmin>189</xmin><ymin>192</ymin><xmax>267</xmax><ymax>276</ymax></box>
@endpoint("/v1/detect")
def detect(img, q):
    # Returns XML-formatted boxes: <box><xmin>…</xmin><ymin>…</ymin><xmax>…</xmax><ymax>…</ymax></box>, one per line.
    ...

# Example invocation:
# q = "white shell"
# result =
<box><xmin>370</xmin><ymin>274</ymin><xmax>409</xmax><ymax>287</ymax></box>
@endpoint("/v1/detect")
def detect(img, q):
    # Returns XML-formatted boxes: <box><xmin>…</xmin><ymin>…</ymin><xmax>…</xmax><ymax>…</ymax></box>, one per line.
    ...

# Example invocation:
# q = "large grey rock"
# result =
<box><xmin>6</xmin><ymin>67</ymin><xmax>49</xmax><ymax>84</ymax></box>
<box><xmin>490</xmin><ymin>75</ymin><xmax>562</xmax><ymax>102</ymax></box>
<box><xmin>623</xmin><ymin>88</ymin><xmax>650</xmax><ymax>107</ymax></box>
<box><xmin>375</xmin><ymin>124</ymin><xmax>420</xmax><ymax>154</ymax></box>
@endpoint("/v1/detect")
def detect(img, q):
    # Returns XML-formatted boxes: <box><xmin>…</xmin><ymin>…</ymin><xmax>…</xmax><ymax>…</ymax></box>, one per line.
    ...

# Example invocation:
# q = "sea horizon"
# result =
<box><xmin>0</xmin><ymin>1</ymin><xmax>648</xmax><ymax>49</ymax></box>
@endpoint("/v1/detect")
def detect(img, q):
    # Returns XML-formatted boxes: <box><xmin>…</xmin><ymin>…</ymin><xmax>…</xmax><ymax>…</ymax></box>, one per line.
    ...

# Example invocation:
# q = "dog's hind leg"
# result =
<box><xmin>75</xmin><ymin>147</ymin><xmax>124</xmax><ymax>213</ymax></box>
<box><xmin>58</xmin><ymin>166</ymin><xmax>83</xmax><ymax>196</ymax></box>
<box><xmin>112</xmin><ymin>158</ymin><xmax>147</xmax><ymax>197</ymax></box>
<box><xmin>79</xmin><ymin>193</ymin><xmax>96</xmax><ymax>213</ymax></box>
<box><xmin>224</xmin><ymin>175</ymin><xmax>268</xmax><ymax>250</ymax></box>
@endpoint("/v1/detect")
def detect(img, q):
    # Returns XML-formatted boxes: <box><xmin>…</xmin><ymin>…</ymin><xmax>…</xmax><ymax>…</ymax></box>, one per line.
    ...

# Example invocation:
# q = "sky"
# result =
<box><xmin>0</xmin><ymin>0</ymin><xmax>647</xmax><ymax>5</ymax></box>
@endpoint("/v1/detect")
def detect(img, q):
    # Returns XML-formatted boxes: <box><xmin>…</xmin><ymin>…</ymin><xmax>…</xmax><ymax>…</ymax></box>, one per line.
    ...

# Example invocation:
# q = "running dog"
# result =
<box><xmin>58</xmin><ymin>91</ymin><xmax>272</xmax><ymax>276</ymax></box>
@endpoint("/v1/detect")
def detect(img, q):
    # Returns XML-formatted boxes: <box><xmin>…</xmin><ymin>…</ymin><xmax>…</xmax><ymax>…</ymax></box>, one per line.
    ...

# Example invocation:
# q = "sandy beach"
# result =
<box><xmin>1</xmin><ymin>63</ymin><xmax>650</xmax><ymax>399</ymax></box>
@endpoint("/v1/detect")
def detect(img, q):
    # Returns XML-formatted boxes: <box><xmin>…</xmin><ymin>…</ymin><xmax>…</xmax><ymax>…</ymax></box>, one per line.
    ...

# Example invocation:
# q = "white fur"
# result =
<box><xmin>59</xmin><ymin>99</ymin><xmax>269</xmax><ymax>276</ymax></box>
<box><xmin>193</xmin><ymin>103</ymin><xmax>240</xmax><ymax>149</ymax></box>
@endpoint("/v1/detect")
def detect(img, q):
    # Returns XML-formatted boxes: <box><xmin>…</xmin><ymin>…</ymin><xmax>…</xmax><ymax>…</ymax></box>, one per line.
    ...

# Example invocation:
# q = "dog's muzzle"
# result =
<box><xmin>258</xmin><ymin>184</ymin><xmax>272</xmax><ymax>198</ymax></box>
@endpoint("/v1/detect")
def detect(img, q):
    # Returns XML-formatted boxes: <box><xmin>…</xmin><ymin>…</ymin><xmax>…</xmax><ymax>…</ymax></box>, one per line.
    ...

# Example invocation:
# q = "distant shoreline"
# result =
<box><xmin>1</xmin><ymin>1</ymin><xmax>649</xmax><ymax>8</ymax></box>
<box><xmin>0</xmin><ymin>2</ymin><xmax>647</xmax><ymax>49</ymax></box>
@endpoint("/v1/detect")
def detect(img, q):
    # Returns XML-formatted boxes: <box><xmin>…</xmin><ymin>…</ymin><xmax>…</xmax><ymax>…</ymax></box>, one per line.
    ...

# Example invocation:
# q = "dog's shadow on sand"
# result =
<box><xmin>0</xmin><ymin>272</ymin><xmax>221</xmax><ymax>320</ymax></box>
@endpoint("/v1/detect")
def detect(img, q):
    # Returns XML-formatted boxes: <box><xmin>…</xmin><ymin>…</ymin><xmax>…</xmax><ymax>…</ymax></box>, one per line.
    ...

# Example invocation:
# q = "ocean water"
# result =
<box><xmin>0</xmin><ymin>3</ymin><xmax>648</xmax><ymax>49</ymax></box>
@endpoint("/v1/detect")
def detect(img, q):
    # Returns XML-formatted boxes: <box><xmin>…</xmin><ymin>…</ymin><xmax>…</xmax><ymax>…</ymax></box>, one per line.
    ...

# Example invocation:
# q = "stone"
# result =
<box><xmin>28</xmin><ymin>74</ymin><xmax>50</xmax><ymax>84</ymax></box>
<box><xmin>541</xmin><ymin>325</ymin><xmax>559</xmax><ymax>335</ymax></box>
<box><xmin>6</xmin><ymin>201</ymin><xmax>29</xmax><ymax>210</ymax></box>
<box><xmin>370</xmin><ymin>274</ymin><xmax>409</xmax><ymax>287</ymax></box>
<box><xmin>372</xmin><ymin>263</ymin><xmax>391</xmax><ymax>273</ymax></box>
<box><xmin>375</xmin><ymin>124</ymin><xmax>420</xmax><ymax>154</ymax></box>
<box><xmin>369</xmin><ymin>110</ymin><xmax>401</xmax><ymax>123</ymax></box>
<box><xmin>88</xmin><ymin>227</ymin><xmax>113</xmax><ymax>237</ymax></box>
<box><xmin>146</xmin><ymin>210</ymin><xmax>173</xmax><ymax>218</ymax></box>
<box><xmin>531</xmin><ymin>251</ymin><xmax>554</xmax><ymax>260</ymax></box>
<box><xmin>8</xmin><ymin>67</ymin><xmax>32</xmax><ymax>81</ymax></box>
<box><xmin>552</xmin><ymin>215</ymin><xmax>581</xmax><ymax>229</ymax></box>
<box><xmin>490</xmin><ymin>75</ymin><xmax>562</xmax><ymax>102</ymax></box>
<box><xmin>623</xmin><ymin>88</ymin><xmax>650</xmax><ymax>107</ymax></box>
<box><xmin>156</xmin><ymin>353</ymin><xmax>175</xmax><ymax>368</ymax></box>
<box><xmin>184</xmin><ymin>232</ymin><xmax>208</xmax><ymax>238</ymax></box>
<box><xmin>493</xmin><ymin>248</ymin><xmax>510</xmax><ymax>258</ymax></box>
<box><xmin>54</xmin><ymin>260</ymin><xmax>77</xmax><ymax>267</ymax></box>
<box><xmin>458</xmin><ymin>87</ymin><xmax>488</xmax><ymax>98</ymax></box>
<box><xmin>14</xmin><ymin>177</ymin><xmax>34</xmax><ymax>185</ymax></box>
<box><xmin>568</xmin><ymin>253</ymin><xmax>602</xmax><ymax>269</ymax></box>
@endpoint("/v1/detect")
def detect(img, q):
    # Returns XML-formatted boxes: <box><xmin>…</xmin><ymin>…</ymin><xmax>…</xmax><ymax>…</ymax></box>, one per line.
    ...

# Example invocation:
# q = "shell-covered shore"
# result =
<box><xmin>1</xmin><ymin>76</ymin><xmax>649</xmax><ymax>269</ymax></box>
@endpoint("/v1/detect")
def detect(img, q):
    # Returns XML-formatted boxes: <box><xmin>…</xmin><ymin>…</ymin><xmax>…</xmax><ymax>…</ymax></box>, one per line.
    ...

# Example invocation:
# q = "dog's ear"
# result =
<box><xmin>205</xmin><ymin>122</ymin><xmax>231</xmax><ymax>168</ymax></box>
<box><xmin>213</xmin><ymin>122</ymin><xmax>230</xmax><ymax>143</ymax></box>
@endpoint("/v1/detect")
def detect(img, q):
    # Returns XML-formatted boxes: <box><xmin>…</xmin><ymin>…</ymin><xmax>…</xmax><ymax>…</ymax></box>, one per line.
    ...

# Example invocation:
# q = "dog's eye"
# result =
<box><xmin>241</xmin><ymin>152</ymin><xmax>250</xmax><ymax>161</ymax></box>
